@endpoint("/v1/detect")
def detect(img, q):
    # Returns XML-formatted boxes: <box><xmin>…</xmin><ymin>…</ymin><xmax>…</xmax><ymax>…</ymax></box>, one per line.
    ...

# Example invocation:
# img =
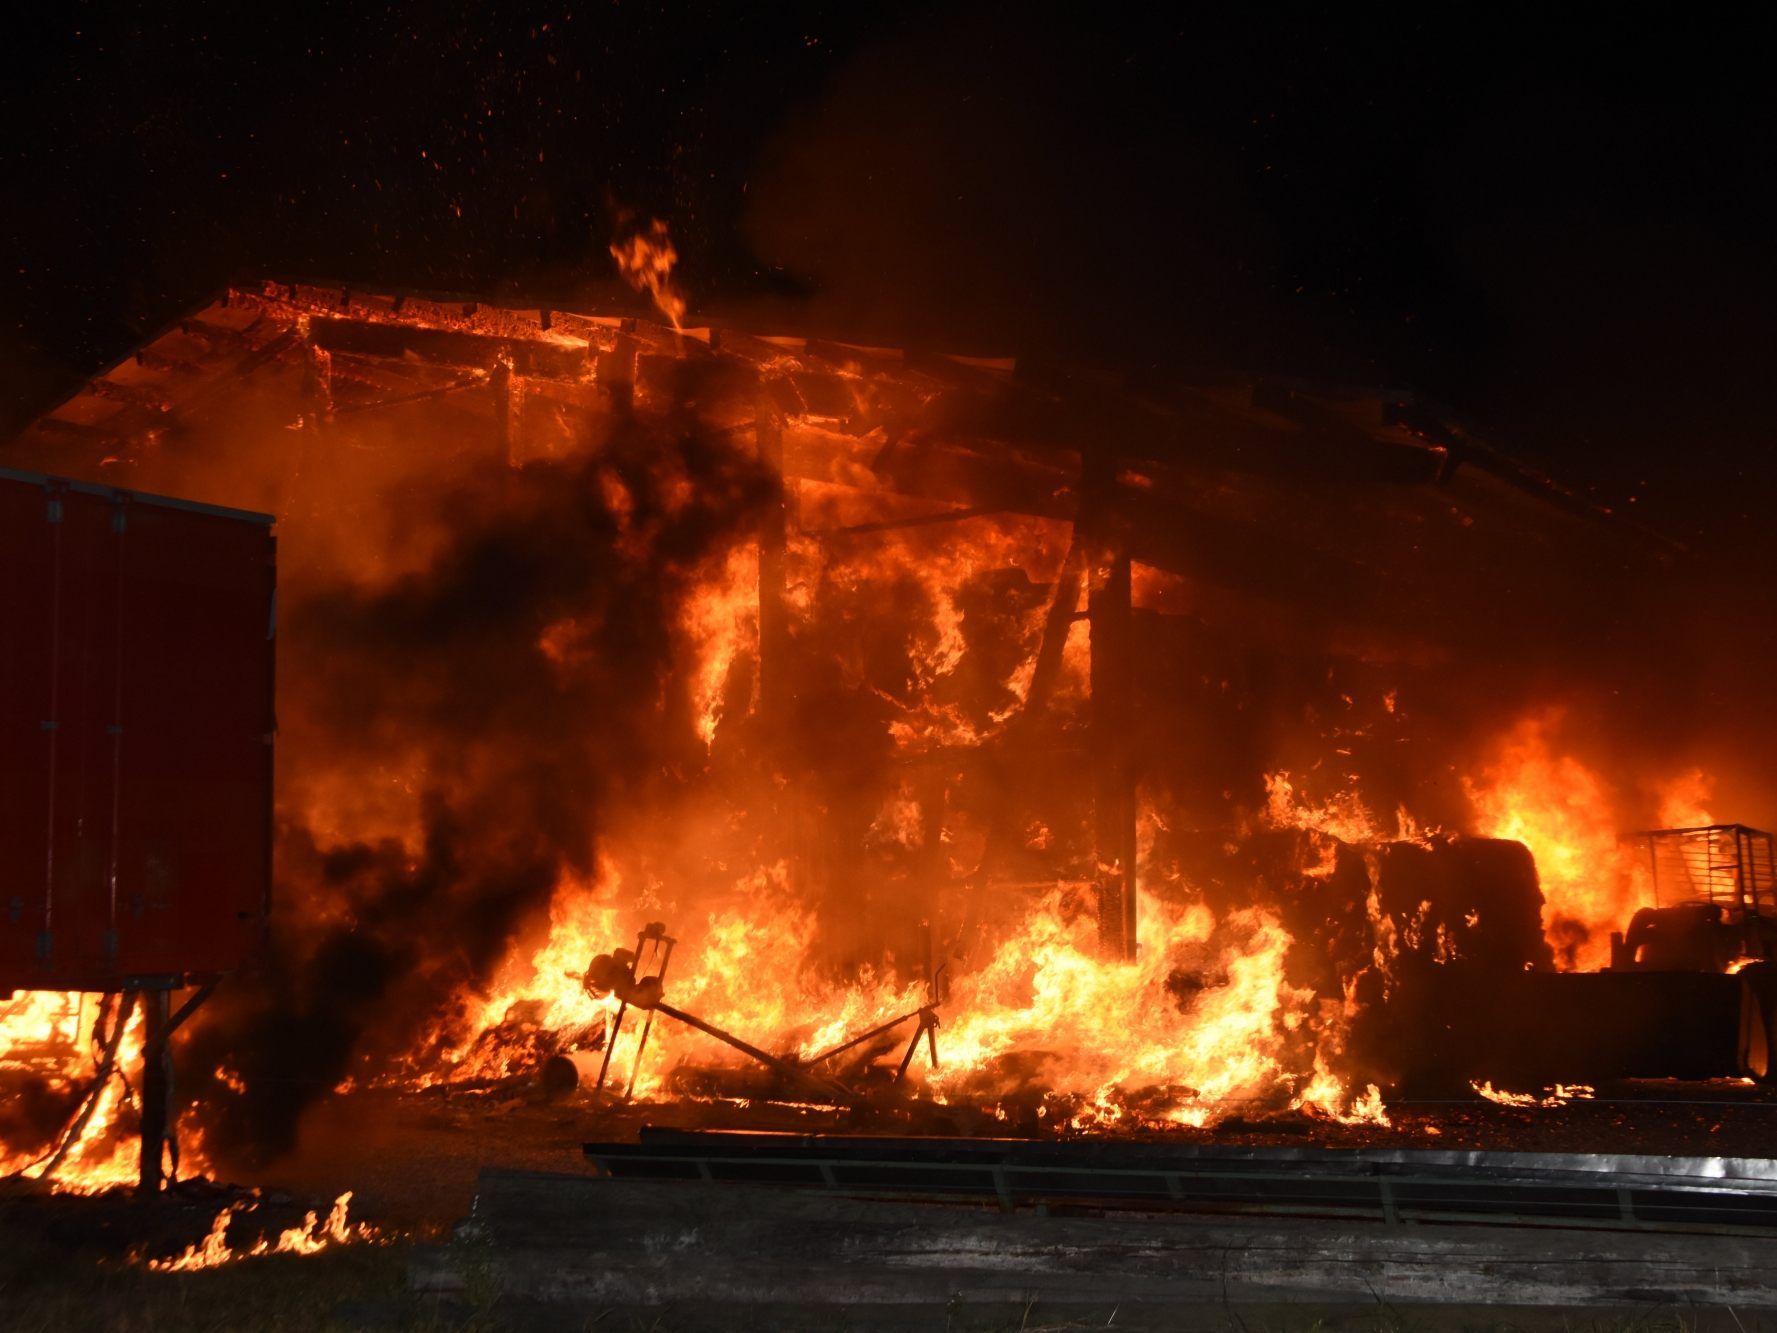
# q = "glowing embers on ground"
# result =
<box><xmin>148</xmin><ymin>1191</ymin><xmax>382</xmax><ymax>1272</ymax></box>
<box><xmin>1471</xmin><ymin>1080</ymin><xmax>1597</xmax><ymax>1109</ymax></box>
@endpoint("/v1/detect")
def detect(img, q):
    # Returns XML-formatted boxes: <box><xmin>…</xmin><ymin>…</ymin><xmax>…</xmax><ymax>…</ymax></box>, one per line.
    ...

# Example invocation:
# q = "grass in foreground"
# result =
<box><xmin>3</xmin><ymin>1217</ymin><xmax>1776</xmax><ymax>1333</ymax></box>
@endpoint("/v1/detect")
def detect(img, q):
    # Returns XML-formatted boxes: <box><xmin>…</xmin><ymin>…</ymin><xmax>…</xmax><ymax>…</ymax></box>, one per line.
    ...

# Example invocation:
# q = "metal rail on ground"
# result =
<box><xmin>583</xmin><ymin>1129</ymin><xmax>1777</xmax><ymax>1236</ymax></box>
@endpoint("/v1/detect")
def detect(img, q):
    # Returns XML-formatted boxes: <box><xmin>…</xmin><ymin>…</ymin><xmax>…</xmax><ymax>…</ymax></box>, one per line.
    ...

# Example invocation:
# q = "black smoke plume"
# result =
<box><xmin>179</xmin><ymin>411</ymin><xmax>773</xmax><ymax>1167</ymax></box>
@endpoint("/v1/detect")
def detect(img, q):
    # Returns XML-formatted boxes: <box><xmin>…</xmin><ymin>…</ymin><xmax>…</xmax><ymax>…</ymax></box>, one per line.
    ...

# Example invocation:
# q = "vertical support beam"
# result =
<box><xmin>295</xmin><ymin>318</ymin><xmax>332</xmax><ymax>496</ymax></box>
<box><xmin>596</xmin><ymin>331</ymin><xmax>636</xmax><ymax>416</ymax></box>
<box><xmin>755</xmin><ymin>397</ymin><xmax>790</xmax><ymax>731</ymax></box>
<box><xmin>299</xmin><ymin>319</ymin><xmax>333</xmax><ymax>430</ymax></box>
<box><xmin>39</xmin><ymin>482</ymin><xmax>66</xmax><ymax>971</ymax></box>
<box><xmin>138</xmin><ymin>986</ymin><xmax>171</xmax><ymax>1195</ymax></box>
<box><xmin>1090</xmin><ymin>545</ymin><xmax>1137</xmax><ymax>959</ymax></box>
<box><xmin>958</xmin><ymin>540</ymin><xmax>1087</xmax><ymax>958</ymax></box>
<box><xmin>755</xmin><ymin>388</ymin><xmax>799</xmax><ymax>893</ymax></box>
<box><xmin>1083</xmin><ymin>444</ymin><xmax>1137</xmax><ymax>960</ymax></box>
<box><xmin>491</xmin><ymin>353</ymin><xmax>515</xmax><ymax>463</ymax></box>
<box><xmin>915</xmin><ymin>771</ymin><xmax>948</xmax><ymax>970</ymax></box>
<box><xmin>1019</xmin><ymin>539</ymin><xmax>1086</xmax><ymax>733</ymax></box>
<box><xmin>105</xmin><ymin>497</ymin><xmax>129</xmax><ymax>968</ymax></box>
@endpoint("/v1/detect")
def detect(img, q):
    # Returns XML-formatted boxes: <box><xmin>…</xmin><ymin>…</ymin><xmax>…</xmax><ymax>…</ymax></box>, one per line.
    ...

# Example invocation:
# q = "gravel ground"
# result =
<box><xmin>242</xmin><ymin>1077</ymin><xmax>1777</xmax><ymax>1231</ymax></box>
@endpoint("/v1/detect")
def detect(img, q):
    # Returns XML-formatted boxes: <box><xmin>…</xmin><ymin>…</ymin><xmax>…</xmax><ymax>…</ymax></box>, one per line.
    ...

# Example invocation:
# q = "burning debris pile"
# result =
<box><xmin>0</xmin><ymin>991</ymin><xmax>212</xmax><ymax>1191</ymax></box>
<box><xmin>1</xmin><ymin>226</ymin><xmax>1752</xmax><ymax>1171</ymax></box>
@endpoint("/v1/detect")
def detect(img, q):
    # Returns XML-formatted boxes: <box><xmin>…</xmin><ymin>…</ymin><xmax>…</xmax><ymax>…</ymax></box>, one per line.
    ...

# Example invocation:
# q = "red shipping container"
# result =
<box><xmin>0</xmin><ymin>467</ymin><xmax>274</xmax><ymax>992</ymax></box>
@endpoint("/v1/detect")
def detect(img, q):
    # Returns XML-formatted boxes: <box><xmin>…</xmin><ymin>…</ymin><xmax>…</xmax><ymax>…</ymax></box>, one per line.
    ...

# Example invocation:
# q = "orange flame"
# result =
<box><xmin>1463</xmin><ymin>715</ymin><xmax>1646</xmax><ymax>970</ymax></box>
<box><xmin>0</xmin><ymin>991</ymin><xmax>214</xmax><ymax>1191</ymax></box>
<box><xmin>683</xmin><ymin>543</ymin><xmax>759</xmax><ymax>749</ymax></box>
<box><xmin>149</xmin><ymin>1191</ymin><xmax>379</xmax><ymax>1272</ymax></box>
<box><xmin>1263</xmin><ymin>771</ymin><xmax>1387</xmax><ymax>845</ymax></box>
<box><xmin>1658</xmin><ymin>768</ymin><xmax>1715</xmax><ymax>830</ymax></box>
<box><xmin>609</xmin><ymin>218</ymin><xmax>687</xmax><ymax>329</ymax></box>
<box><xmin>1471</xmin><ymin>1080</ymin><xmax>1595</xmax><ymax>1108</ymax></box>
<box><xmin>424</xmin><ymin>854</ymin><xmax>1384</xmax><ymax>1126</ymax></box>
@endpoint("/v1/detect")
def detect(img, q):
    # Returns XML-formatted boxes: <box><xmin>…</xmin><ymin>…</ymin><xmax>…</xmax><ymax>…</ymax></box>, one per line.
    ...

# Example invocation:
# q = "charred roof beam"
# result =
<box><xmin>303</xmin><ymin>315</ymin><xmax>588</xmax><ymax>381</ymax></box>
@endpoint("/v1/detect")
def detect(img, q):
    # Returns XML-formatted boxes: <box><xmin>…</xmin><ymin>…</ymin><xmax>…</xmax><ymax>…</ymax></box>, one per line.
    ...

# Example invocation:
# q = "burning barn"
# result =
<box><xmin>2</xmin><ymin>268</ymin><xmax>1770</xmax><ymax>1186</ymax></box>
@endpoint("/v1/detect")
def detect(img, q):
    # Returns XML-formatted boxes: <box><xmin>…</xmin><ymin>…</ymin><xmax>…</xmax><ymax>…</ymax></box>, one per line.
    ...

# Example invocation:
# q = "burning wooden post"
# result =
<box><xmin>490</xmin><ymin>352</ymin><xmax>515</xmax><ymax>462</ymax></box>
<box><xmin>138</xmin><ymin>988</ymin><xmax>171</xmax><ymax>1194</ymax></box>
<box><xmin>298</xmin><ymin>318</ymin><xmax>333</xmax><ymax>431</ymax></box>
<box><xmin>754</xmin><ymin>384</ymin><xmax>812</xmax><ymax>905</ymax></box>
<box><xmin>754</xmin><ymin>392</ymin><xmax>791</xmax><ymax>734</ymax></box>
<box><xmin>1090</xmin><ymin>546</ymin><xmax>1137</xmax><ymax>959</ymax></box>
<box><xmin>595</xmin><ymin>328</ymin><xmax>635</xmax><ymax>413</ymax></box>
<box><xmin>1084</xmin><ymin>446</ymin><xmax>1138</xmax><ymax>960</ymax></box>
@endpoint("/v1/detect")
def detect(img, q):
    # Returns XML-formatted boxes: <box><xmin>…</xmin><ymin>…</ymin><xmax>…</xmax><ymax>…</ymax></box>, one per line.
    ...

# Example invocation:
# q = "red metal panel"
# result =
<box><xmin>0</xmin><ymin>469</ymin><xmax>274</xmax><ymax>992</ymax></box>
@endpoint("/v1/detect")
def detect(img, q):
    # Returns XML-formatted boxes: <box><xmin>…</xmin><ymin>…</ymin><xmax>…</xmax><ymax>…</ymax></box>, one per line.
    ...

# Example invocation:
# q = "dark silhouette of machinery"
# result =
<box><xmin>1606</xmin><ymin>825</ymin><xmax>1777</xmax><ymax>1083</ymax></box>
<box><xmin>1338</xmin><ymin>825</ymin><xmax>1777</xmax><ymax>1091</ymax></box>
<box><xmin>1611</xmin><ymin>825</ymin><xmax>1777</xmax><ymax>972</ymax></box>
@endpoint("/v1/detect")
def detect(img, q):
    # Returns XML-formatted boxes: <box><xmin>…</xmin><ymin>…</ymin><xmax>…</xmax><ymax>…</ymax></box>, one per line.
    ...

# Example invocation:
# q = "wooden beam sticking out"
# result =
<box><xmin>32</xmin><ymin>418</ymin><xmax>134</xmax><ymax>448</ymax></box>
<box><xmin>132</xmin><ymin>348</ymin><xmax>207</xmax><ymax>377</ymax></box>
<box><xmin>300</xmin><ymin>326</ymin><xmax>333</xmax><ymax>431</ymax></box>
<box><xmin>1018</xmin><ymin>538</ymin><xmax>1087</xmax><ymax>736</ymax></box>
<box><xmin>330</xmin><ymin>372</ymin><xmax>487</xmax><ymax>417</ymax></box>
<box><xmin>231</xmin><ymin>328</ymin><xmax>303</xmax><ymax>380</ymax></box>
<box><xmin>809</xmin><ymin>503</ymin><xmax>1014</xmax><ymax>540</ymax></box>
<box><xmin>304</xmin><ymin>314</ymin><xmax>587</xmax><ymax>380</ymax></box>
<box><xmin>491</xmin><ymin>356</ymin><xmax>515</xmax><ymax>461</ymax></box>
<box><xmin>85</xmin><ymin>379</ymin><xmax>172</xmax><ymax>413</ymax></box>
<box><xmin>177</xmin><ymin>315</ymin><xmax>265</xmax><ymax>348</ymax></box>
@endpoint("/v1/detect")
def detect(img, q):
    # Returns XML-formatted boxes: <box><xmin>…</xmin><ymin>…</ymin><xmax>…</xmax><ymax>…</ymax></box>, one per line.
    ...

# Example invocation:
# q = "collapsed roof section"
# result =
<box><xmin>7</xmin><ymin>280</ymin><xmax>1674</xmax><ymax>663</ymax></box>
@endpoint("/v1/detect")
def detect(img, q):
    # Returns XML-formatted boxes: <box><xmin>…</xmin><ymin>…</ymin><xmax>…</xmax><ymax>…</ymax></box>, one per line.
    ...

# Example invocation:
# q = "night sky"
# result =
<box><xmin>5</xmin><ymin>5</ymin><xmax>1773</xmax><ymax>558</ymax></box>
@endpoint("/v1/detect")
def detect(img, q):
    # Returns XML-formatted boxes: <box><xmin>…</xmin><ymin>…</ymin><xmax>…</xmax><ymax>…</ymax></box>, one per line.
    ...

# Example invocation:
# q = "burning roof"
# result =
<box><xmin>11</xmin><ymin>280</ymin><xmax>1672</xmax><ymax>659</ymax></box>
